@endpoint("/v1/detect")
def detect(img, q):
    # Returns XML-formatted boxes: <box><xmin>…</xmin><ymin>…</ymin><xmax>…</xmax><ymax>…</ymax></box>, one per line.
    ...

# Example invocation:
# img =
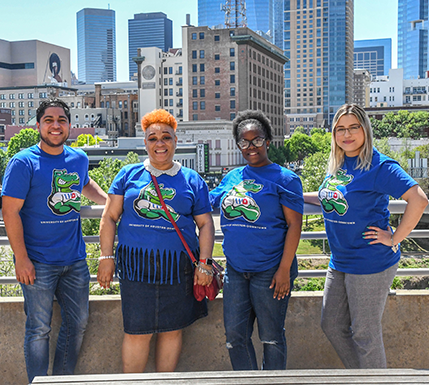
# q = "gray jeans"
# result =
<box><xmin>321</xmin><ymin>263</ymin><xmax>398</xmax><ymax>369</ymax></box>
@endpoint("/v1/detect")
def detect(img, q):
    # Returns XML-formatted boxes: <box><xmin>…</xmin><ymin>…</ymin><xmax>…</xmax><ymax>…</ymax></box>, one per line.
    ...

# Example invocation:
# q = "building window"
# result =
<box><xmin>230</xmin><ymin>100</ymin><xmax>236</xmax><ymax>109</ymax></box>
<box><xmin>193</xmin><ymin>89</ymin><xmax>198</xmax><ymax>98</ymax></box>
<box><xmin>169</xmin><ymin>67</ymin><xmax>173</xmax><ymax>74</ymax></box>
<box><xmin>199</xmin><ymin>32</ymin><xmax>204</xmax><ymax>39</ymax></box>
<box><xmin>28</xmin><ymin>101</ymin><xmax>34</xmax><ymax>107</ymax></box>
<box><xmin>200</xmin><ymin>76</ymin><xmax>205</xmax><ymax>85</ymax></box>
<box><xmin>215</xmin><ymin>92</ymin><xmax>220</xmax><ymax>99</ymax></box>
<box><xmin>192</xmin><ymin>64</ymin><xmax>197</xmax><ymax>72</ymax></box>
<box><xmin>200</xmin><ymin>63</ymin><xmax>205</xmax><ymax>72</ymax></box>
<box><xmin>164</xmin><ymin>78</ymin><xmax>168</xmax><ymax>85</ymax></box>
<box><xmin>230</xmin><ymin>87</ymin><xmax>236</xmax><ymax>96</ymax></box>
<box><xmin>39</xmin><ymin>93</ymin><xmax>47</xmax><ymax>99</ymax></box>
<box><xmin>230</xmin><ymin>62</ymin><xmax>235</xmax><ymax>71</ymax></box>
<box><xmin>215</xmin><ymin>105</ymin><xmax>221</xmax><ymax>111</ymax></box>
<box><xmin>192</xmin><ymin>76</ymin><xmax>198</xmax><ymax>85</ymax></box>
<box><xmin>214</xmin><ymin>35</ymin><xmax>220</xmax><ymax>41</ymax></box>
<box><xmin>230</xmin><ymin>112</ymin><xmax>236</xmax><ymax>120</ymax></box>
<box><xmin>230</xmin><ymin>75</ymin><xmax>235</xmax><ymax>83</ymax></box>
<box><xmin>19</xmin><ymin>110</ymin><xmax>25</xmax><ymax>116</ymax></box>
<box><xmin>75</xmin><ymin>115</ymin><xmax>79</xmax><ymax>121</ymax></box>
<box><xmin>230</xmin><ymin>48</ymin><xmax>235</xmax><ymax>57</ymax></box>
<box><xmin>200</xmin><ymin>101</ymin><xmax>206</xmax><ymax>110</ymax></box>
<box><xmin>100</xmin><ymin>102</ymin><xmax>104</xmax><ymax>108</ymax></box>
<box><xmin>169</xmin><ymin>99</ymin><xmax>173</xmax><ymax>106</ymax></box>
<box><xmin>192</xmin><ymin>50</ymin><xmax>197</xmax><ymax>59</ymax></box>
<box><xmin>215</xmin><ymin>80</ymin><xmax>220</xmax><ymax>86</ymax></box>
<box><xmin>193</xmin><ymin>101</ymin><xmax>198</xmax><ymax>110</ymax></box>
<box><xmin>192</xmin><ymin>114</ymin><xmax>198</xmax><ymax>120</ymax></box>
<box><xmin>9</xmin><ymin>94</ymin><xmax>15</xmax><ymax>99</ymax></box>
<box><xmin>200</xmin><ymin>89</ymin><xmax>205</xmax><ymax>97</ymax></box>
<box><xmin>85</xmin><ymin>114</ymin><xmax>89</xmax><ymax>121</ymax></box>
<box><xmin>119</xmin><ymin>101</ymin><xmax>123</xmax><ymax>108</ymax></box>
<box><xmin>164</xmin><ymin>67</ymin><xmax>168</xmax><ymax>74</ymax></box>
<box><xmin>0</xmin><ymin>94</ymin><xmax>5</xmax><ymax>100</ymax></box>
<box><xmin>169</xmin><ymin>89</ymin><xmax>173</xmax><ymax>96</ymax></box>
<box><xmin>19</xmin><ymin>101</ymin><xmax>24</xmax><ymax>108</ymax></box>
<box><xmin>215</xmin><ymin>54</ymin><xmax>220</xmax><ymax>60</ymax></box>
<box><xmin>164</xmin><ymin>99</ymin><xmax>169</xmax><ymax>107</ymax></box>
<box><xmin>192</xmin><ymin>33</ymin><xmax>197</xmax><ymax>40</ymax></box>
<box><xmin>169</xmin><ymin>78</ymin><xmax>173</xmax><ymax>85</ymax></box>
<box><xmin>18</xmin><ymin>93</ymin><xmax>24</xmax><ymax>99</ymax></box>
<box><xmin>19</xmin><ymin>118</ymin><xmax>25</xmax><ymax>124</ymax></box>
<box><xmin>9</xmin><ymin>102</ymin><xmax>15</xmax><ymax>108</ymax></box>
<box><xmin>215</xmin><ymin>67</ymin><xmax>220</xmax><ymax>73</ymax></box>
<box><xmin>200</xmin><ymin>50</ymin><xmax>205</xmax><ymax>59</ymax></box>
<box><xmin>11</xmin><ymin>110</ymin><xmax>15</xmax><ymax>116</ymax></box>
<box><xmin>124</xmin><ymin>101</ymin><xmax>128</xmax><ymax>108</ymax></box>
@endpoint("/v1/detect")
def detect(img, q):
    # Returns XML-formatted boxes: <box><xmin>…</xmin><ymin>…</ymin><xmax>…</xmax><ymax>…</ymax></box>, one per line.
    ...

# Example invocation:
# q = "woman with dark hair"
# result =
<box><xmin>304</xmin><ymin>103</ymin><xmax>427</xmax><ymax>368</ymax></box>
<box><xmin>210</xmin><ymin>110</ymin><xmax>303</xmax><ymax>370</ymax></box>
<box><xmin>98</xmin><ymin>109</ymin><xmax>214</xmax><ymax>373</ymax></box>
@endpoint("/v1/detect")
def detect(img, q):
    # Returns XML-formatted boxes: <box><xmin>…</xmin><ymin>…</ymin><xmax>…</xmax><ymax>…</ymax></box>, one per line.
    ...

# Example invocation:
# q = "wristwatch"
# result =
<box><xmin>199</xmin><ymin>258</ymin><xmax>213</xmax><ymax>265</ymax></box>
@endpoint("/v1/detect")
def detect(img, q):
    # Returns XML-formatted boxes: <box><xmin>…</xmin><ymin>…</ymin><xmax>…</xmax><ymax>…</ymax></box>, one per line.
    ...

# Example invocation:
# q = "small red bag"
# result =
<box><xmin>193</xmin><ymin>260</ymin><xmax>224</xmax><ymax>301</ymax></box>
<box><xmin>151</xmin><ymin>174</ymin><xmax>224</xmax><ymax>301</ymax></box>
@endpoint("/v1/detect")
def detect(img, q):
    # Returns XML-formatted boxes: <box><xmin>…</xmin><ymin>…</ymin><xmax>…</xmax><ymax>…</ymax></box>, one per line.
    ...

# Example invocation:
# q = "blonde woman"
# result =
<box><xmin>304</xmin><ymin>104</ymin><xmax>427</xmax><ymax>368</ymax></box>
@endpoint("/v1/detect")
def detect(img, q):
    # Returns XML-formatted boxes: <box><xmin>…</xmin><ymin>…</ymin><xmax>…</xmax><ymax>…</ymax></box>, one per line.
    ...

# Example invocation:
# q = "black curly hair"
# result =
<box><xmin>36</xmin><ymin>98</ymin><xmax>71</xmax><ymax>123</ymax></box>
<box><xmin>232</xmin><ymin>110</ymin><xmax>273</xmax><ymax>143</ymax></box>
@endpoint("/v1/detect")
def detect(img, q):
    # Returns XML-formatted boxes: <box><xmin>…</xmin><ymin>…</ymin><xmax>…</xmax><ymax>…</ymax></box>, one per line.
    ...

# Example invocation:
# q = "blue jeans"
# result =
<box><xmin>223</xmin><ymin>259</ymin><xmax>298</xmax><ymax>370</ymax></box>
<box><xmin>20</xmin><ymin>259</ymin><xmax>90</xmax><ymax>383</ymax></box>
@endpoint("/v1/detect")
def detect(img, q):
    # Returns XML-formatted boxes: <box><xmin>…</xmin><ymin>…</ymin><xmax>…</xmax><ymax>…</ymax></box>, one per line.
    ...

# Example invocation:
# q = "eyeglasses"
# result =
<box><xmin>237</xmin><ymin>137</ymin><xmax>266</xmax><ymax>150</ymax></box>
<box><xmin>335</xmin><ymin>125</ymin><xmax>362</xmax><ymax>136</ymax></box>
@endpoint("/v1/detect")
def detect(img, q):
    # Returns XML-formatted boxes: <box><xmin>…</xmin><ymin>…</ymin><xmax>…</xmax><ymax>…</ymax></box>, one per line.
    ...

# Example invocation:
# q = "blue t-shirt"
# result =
<box><xmin>2</xmin><ymin>145</ymin><xmax>90</xmax><ymax>265</ymax></box>
<box><xmin>108</xmin><ymin>163</ymin><xmax>212</xmax><ymax>282</ymax></box>
<box><xmin>210</xmin><ymin>163</ymin><xmax>303</xmax><ymax>273</ymax></box>
<box><xmin>318</xmin><ymin>148</ymin><xmax>417</xmax><ymax>274</ymax></box>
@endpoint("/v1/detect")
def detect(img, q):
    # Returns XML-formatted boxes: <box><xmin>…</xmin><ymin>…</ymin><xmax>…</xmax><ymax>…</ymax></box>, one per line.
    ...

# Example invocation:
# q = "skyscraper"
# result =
<box><xmin>198</xmin><ymin>0</ymin><xmax>275</xmax><ymax>46</ymax></box>
<box><xmin>354</xmin><ymin>39</ymin><xmax>392</xmax><ymax>77</ymax></box>
<box><xmin>128</xmin><ymin>12</ymin><xmax>173</xmax><ymax>80</ymax></box>
<box><xmin>398</xmin><ymin>0</ymin><xmax>429</xmax><ymax>79</ymax></box>
<box><xmin>77</xmin><ymin>8</ymin><xmax>116</xmax><ymax>84</ymax></box>
<box><xmin>284</xmin><ymin>0</ymin><xmax>354</xmax><ymax>126</ymax></box>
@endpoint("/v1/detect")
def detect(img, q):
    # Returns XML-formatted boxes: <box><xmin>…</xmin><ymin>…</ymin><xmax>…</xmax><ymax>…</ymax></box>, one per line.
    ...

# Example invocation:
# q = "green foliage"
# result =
<box><xmin>310</xmin><ymin>127</ymin><xmax>326</xmax><ymax>136</ymax></box>
<box><xmin>371</xmin><ymin>110</ymin><xmax>429</xmax><ymax>139</ymax></box>
<box><xmin>294</xmin><ymin>278</ymin><xmax>326</xmax><ymax>291</ymax></box>
<box><xmin>413</xmin><ymin>144</ymin><xmax>429</xmax><ymax>159</ymax></box>
<box><xmin>7</xmin><ymin>128</ymin><xmax>40</xmax><ymax>158</ymax></box>
<box><xmin>0</xmin><ymin>149</ymin><xmax>8</xmax><ymax>179</ymax></box>
<box><xmin>81</xmin><ymin>152</ymin><xmax>139</xmax><ymax>236</ymax></box>
<box><xmin>285</xmin><ymin>133</ymin><xmax>318</xmax><ymax>161</ymax></box>
<box><xmin>391</xmin><ymin>276</ymin><xmax>404</xmax><ymax>290</ymax></box>
<box><xmin>72</xmin><ymin>134</ymin><xmax>103</xmax><ymax>147</ymax></box>
<box><xmin>293</xmin><ymin>126</ymin><xmax>307</xmax><ymax>135</ymax></box>
<box><xmin>300</xmin><ymin>151</ymin><xmax>329</xmax><ymax>192</ymax></box>
<box><xmin>268</xmin><ymin>145</ymin><xmax>286</xmax><ymax>166</ymax></box>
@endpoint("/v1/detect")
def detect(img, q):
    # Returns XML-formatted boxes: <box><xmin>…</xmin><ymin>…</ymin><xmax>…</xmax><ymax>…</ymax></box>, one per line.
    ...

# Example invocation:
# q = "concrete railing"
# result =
<box><xmin>1</xmin><ymin>202</ymin><xmax>429</xmax><ymax>384</ymax></box>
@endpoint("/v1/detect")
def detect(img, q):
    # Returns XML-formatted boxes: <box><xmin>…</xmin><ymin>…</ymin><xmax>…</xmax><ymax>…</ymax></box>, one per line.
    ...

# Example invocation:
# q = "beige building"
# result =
<box><xmin>353</xmin><ymin>69</ymin><xmax>371</xmax><ymax>108</ymax></box>
<box><xmin>0</xmin><ymin>39</ymin><xmax>71</xmax><ymax>88</ymax></box>
<box><xmin>182</xmin><ymin>25</ymin><xmax>287</xmax><ymax>147</ymax></box>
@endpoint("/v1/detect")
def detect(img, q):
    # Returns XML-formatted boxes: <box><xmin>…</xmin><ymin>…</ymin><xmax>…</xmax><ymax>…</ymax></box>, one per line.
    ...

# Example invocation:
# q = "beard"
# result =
<box><xmin>40</xmin><ymin>130</ymin><xmax>69</xmax><ymax>148</ymax></box>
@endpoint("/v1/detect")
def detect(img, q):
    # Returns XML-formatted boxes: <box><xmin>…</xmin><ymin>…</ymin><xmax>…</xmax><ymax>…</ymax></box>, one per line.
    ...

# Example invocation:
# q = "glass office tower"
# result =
<box><xmin>77</xmin><ymin>8</ymin><xmax>116</xmax><ymax>84</ymax></box>
<box><xmin>128</xmin><ymin>12</ymin><xmax>173</xmax><ymax>80</ymax></box>
<box><xmin>398</xmin><ymin>0</ymin><xmax>429</xmax><ymax>79</ymax></box>
<box><xmin>354</xmin><ymin>39</ymin><xmax>392</xmax><ymax>77</ymax></box>
<box><xmin>284</xmin><ymin>0</ymin><xmax>353</xmax><ymax>126</ymax></box>
<box><xmin>198</xmin><ymin>0</ymin><xmax>275</xmax><ymax>45</ymax></box>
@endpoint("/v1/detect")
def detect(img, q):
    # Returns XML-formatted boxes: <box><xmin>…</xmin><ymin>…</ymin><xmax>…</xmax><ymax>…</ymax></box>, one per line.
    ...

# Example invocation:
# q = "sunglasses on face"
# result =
<box><xmin>237</xmin><ymin>137</ymin><xmax>266</xmax><ymax>150</ymax></box>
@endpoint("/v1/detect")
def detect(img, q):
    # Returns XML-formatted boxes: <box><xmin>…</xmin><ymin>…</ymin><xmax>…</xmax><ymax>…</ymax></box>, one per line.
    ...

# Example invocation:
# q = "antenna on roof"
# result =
<box><xmin>221</xmin><ymin>0</ymin><xmax>247</xmax><ymax>28</ymax></box>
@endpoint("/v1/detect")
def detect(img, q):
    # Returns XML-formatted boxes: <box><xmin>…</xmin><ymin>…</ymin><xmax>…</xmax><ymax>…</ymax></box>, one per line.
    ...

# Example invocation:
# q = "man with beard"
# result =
<box><xmin>2</xmin><ymin>98</ymin><xmax>107</xmax><ymax>383</ymax></box>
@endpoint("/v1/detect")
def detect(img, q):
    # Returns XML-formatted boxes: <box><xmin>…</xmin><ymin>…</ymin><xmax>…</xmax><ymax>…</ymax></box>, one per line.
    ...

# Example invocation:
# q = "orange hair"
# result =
<box><xmin>141</xmin><ymin>109</ymin><xmax>177</xmax><ymax>131</ymax></box>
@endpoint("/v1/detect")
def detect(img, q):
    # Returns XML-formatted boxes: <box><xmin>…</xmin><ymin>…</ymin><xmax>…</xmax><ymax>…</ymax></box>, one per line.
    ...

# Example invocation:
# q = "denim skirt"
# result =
<box><xmin>119</xmin><ymin>249</ymin><xmax>208</xmax><ymax>334</ymax></box>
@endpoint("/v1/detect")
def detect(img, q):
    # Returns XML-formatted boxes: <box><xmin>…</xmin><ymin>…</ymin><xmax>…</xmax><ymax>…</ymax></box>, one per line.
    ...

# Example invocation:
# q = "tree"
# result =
<box><xmin>293</xmin><ymin>126</ymin><xmax>307</xmax><ymax>135</ymax></box>
<box><xmin>0</xmin><ymin>149</ymin><xmax>7</xmax><ymax>179</ymax></box>
<box><xmin>310</xmin><ymin>131</ymin><xmax>331</xmax><ymax>154</ymax></box>
<box><xmin>285</xmin><ymin>133</ymin><xmax>318</xmax><ymax>161</ymax></box>
<box><xmin>7</xmin><ymin>128</ymin><xmax>39</xmax><ymax>158</ymax></box>
<box><xmin>374</xmin><ymin>138</ymin><xmax>408</xmax><ymax>170</ymax></box>
<box><xmin>72</xmin><ymin>134</ymin><xmax>102</xmax><ymax>147</ymax></box>
<box><xmin>81</xmin><ymin>152</ymin><xmax>140</xmax><ymax>236</ymax></box>
<box><xmin>268</xmin><ymin>146</ymin><xmax>286</xmax><ymax>166</ymax></box>
<box><xmin>371</xmin><ymin>110</ymin><xmax>429</xmax><ymax>139</ymax></box>
<box><xmin>300</xmin><ymin>152</ymin><xmax>329</xmax><ymax>192</ymax></box>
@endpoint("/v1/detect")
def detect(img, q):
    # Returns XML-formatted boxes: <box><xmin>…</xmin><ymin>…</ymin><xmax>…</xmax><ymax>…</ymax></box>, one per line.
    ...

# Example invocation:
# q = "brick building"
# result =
<box><xmin>182</xmin><ymin>25</ymin><xmax>288</xmax><ymax>147</ymax></box>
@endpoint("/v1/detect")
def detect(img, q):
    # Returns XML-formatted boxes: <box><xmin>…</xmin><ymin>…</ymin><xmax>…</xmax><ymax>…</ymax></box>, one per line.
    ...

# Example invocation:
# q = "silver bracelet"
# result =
<box><xmin>197</xmin><ymin>262</ymin><xmax>213</xmax><ymax>276</ymax></box>
<box><xmin>391</xmin><ymin>234</ymin><xmax>399</xmax><ymax>253</ymax></box>
<box><xmin>98</xmin><ymin>255</ymin><xmax>115</xmax><ymax>261</ymax></box>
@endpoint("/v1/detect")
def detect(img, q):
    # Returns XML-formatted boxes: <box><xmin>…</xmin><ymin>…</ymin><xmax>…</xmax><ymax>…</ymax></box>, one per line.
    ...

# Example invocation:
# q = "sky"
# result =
<box><xmin>0</xmin><ymin>0</ymin><xmax>398</xmax><ymax>82</ymax></box>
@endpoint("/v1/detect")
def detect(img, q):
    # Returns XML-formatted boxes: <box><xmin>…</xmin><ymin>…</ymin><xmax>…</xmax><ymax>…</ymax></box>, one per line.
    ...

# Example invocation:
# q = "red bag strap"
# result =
<box><xmin>150</xmin><ymin>173</ymin><xmax>198</xmax><ymax>266</ymax></box>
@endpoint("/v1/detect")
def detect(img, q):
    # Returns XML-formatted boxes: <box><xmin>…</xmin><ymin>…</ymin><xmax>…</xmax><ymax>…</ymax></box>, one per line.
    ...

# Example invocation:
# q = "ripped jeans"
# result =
<box><xmin>223</xmin><ymin>260</ymin><xmax>297</xmax><ymax>370</ymax></box>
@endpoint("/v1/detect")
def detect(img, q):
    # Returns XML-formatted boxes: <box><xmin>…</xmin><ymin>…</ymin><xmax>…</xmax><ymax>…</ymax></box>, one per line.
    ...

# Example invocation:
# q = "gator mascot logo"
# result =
<box><xmin>221</xmin><ymin>180</ymin><xmax>263</xmax><ymax>222</ymax></box>
<box><xmin>318</xmin><ymin>169</ymin><xmax>353</xmax><ymax>216</ymax></box>
<box><xmin>48</xmin><ymin>169</ymin><xmax>81</xmax><ymax>215</ymax></box>
<box><xmin>133</xmin><ymin>181</ymin><xmax>179</xmax><ymax>221</ymax></box>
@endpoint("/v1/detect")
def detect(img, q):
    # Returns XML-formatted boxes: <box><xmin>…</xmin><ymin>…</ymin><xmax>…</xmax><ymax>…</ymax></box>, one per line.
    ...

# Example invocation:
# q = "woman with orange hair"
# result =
<box><xmin>98</xmin><ymin>109</ymin><xmax>214</xmax><ymax>373</ymax></box>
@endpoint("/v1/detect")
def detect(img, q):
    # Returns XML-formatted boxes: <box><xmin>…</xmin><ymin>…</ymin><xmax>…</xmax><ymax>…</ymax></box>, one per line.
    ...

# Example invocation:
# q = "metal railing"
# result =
<box><xmin>1</xmin><ymin>201</ymin><xmax>429</xmax><ymax>285</ymax></box>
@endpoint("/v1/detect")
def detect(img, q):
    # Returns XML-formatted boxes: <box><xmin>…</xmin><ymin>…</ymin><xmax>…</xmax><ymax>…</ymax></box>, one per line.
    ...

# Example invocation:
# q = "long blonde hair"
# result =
<box><xmin>328</xmin><ymin>104</ymin><xmax>373</xmax><ymax>175</ymax></box>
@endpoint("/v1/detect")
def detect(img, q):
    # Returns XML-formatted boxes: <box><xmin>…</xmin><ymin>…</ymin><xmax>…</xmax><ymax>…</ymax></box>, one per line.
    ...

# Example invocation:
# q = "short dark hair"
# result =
<box><xmin>36</xmin><ymin>98</ymin><xmax>71</xmax><ymax>123</ymax></box>
<box><xmin>232</xmin><ymin>110</ymin><xmax>273</xmax><ymax>142</ymax></box>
